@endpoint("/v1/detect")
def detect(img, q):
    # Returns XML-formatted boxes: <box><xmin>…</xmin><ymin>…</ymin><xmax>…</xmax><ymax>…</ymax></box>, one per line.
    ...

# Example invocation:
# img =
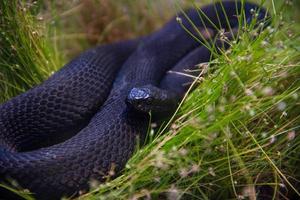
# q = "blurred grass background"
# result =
<box><xmin>0</xmin><ymin>0</ymin><xmax>300</xmax><ymax>199</ymax></box>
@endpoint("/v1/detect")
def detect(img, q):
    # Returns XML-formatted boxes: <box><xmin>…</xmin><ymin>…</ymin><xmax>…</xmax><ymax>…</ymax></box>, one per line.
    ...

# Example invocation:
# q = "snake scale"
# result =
<box><xmin>0</xmin><ymin>1</ymin><xmax>268</xmax><ymax>199</ymax></box>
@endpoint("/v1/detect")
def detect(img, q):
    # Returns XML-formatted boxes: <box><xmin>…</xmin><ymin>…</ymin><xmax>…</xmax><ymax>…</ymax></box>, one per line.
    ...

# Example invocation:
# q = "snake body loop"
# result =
<box><xmin>0</xmin><ymin>1</ymin><xmax>268</xmax><ymax>199</ymax></box>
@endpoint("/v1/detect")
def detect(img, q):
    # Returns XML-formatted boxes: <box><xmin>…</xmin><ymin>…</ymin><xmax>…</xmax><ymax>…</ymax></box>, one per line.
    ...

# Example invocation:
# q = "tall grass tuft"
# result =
<box><xmin>0</xmin><ymin>1</ymin><xmax>62</xmax><ymax>102</ymax></box>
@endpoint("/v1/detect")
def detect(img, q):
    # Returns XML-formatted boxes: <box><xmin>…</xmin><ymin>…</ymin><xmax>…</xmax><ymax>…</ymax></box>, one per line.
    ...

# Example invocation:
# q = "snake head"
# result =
<box><xmin>126</xmin><ymin>87</ymin><xmax>154</xmax><ymax>113</ymax></box>
<box><xmin>126</xmin><ymin>85</ymin><xmax>179</xmax><ymax>115</ymax></box>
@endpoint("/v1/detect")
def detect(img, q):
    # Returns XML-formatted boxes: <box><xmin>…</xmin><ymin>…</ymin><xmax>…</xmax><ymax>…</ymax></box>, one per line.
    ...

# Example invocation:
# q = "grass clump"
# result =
<box><xmin>0</xmin><ymin>0</ymin><xmax>299</xmax><ymax>200</ymax></box>
<box><xmin>0</xmin><ymin>1</ymin><xmax>63</xmax><ymax>102</ymax></box>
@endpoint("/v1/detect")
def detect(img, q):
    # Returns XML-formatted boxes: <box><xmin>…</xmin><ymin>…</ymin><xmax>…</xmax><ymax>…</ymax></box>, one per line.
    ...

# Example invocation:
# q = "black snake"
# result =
<box><xmin>0</xmin><ymin>1</ymin><xmax>268</xmax><ymax>199</ymax></box>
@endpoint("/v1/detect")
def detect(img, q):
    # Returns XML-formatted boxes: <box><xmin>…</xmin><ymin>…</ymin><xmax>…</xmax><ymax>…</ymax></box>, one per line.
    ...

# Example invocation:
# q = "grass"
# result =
<box><xmin>0</xmin><ymin>1</ymin><xmax>63</xmax><ymax>102</ymax></box>
<box><xmin>0</xmin><ymin>0</ymin><xmax>300</xmax><ymax>199</ymax></box>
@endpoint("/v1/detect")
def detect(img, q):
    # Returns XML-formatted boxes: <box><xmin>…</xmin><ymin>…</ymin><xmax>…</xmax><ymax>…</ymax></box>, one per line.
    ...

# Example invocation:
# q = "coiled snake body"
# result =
<box><xmin>0</xmin><ymin>2</ymin><xmax>268</xmax><ymax>199</ymax></box>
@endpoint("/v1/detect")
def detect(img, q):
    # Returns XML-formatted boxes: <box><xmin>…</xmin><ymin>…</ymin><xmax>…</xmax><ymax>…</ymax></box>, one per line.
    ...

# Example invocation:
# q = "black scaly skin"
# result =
<box><xmin>0</xmin><ymin>39</ymin><xmax>141</xmax><ymax>152</ymax></box>
<box><xmin>0</xmin><ymin>1</ymin><xmax>268</xmax><ymax>199</ymax></box>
